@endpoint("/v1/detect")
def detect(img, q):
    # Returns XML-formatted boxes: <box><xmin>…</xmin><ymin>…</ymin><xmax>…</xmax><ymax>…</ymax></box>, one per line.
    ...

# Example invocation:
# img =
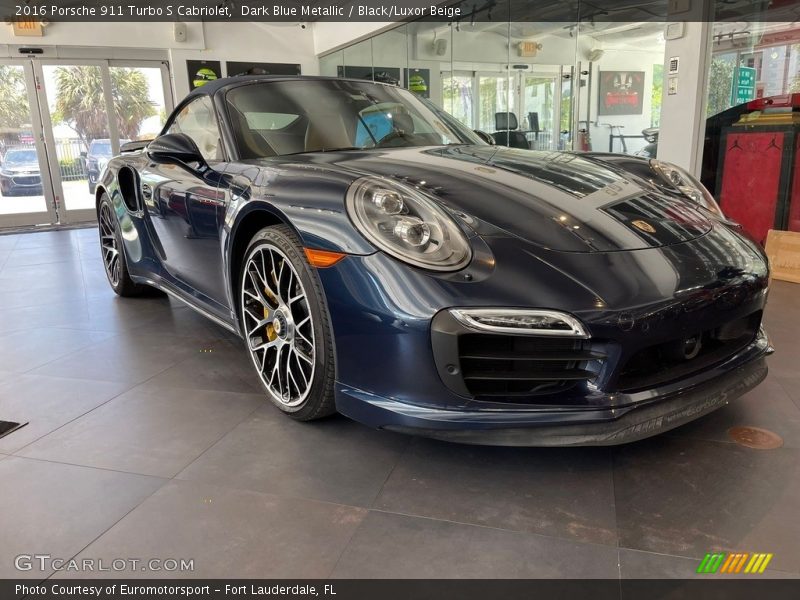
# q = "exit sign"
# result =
<box><xmin>12</xmin><ymin>19</ymin><xmax>43</xmax><ymax>37</ymax></box>
<box><xmin>517</xmin><ymin>41</ymin><xmax>541</xmax><ymax>58</ymax></box>
<box><xmin>732</xmin><ymin>66</ymin><xmax>756</xmax><ymax>105</ymax></box>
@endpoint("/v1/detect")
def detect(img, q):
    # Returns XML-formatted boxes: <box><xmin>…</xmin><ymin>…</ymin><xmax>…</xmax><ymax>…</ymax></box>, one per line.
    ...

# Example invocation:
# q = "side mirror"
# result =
<box><xmin>148</xmin><ymin>133</ymin><xmax>205</xmax><ymax>166</ymax></box>
<box><xmin>473</xmin><ymin>130</ymin><xmax>496</xmax><ymax>145</ymax></box>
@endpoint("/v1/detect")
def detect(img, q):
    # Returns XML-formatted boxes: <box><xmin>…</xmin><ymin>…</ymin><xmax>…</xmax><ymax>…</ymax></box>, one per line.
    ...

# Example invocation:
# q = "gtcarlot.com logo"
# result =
<box><xmin>14</xmin><ymin>554</ymin><xmax>194</xmax><ymax>572</ymax></box>
<box><xmin>697</xmin><ymin>552</ymin><xmax>773</xmax><ymax>574</ymax></box>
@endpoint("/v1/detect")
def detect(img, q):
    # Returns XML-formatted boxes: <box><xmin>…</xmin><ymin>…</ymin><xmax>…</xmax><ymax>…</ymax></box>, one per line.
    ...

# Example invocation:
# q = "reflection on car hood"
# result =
<box><xmin>2</xmin><ymin>163</ymin><xmax>39</xmax><ymax>174</ymax></box>
<box><xmin>280</xmin><ymin>146</ymin><xmax>714</xmax><ymax>253</ymax></box>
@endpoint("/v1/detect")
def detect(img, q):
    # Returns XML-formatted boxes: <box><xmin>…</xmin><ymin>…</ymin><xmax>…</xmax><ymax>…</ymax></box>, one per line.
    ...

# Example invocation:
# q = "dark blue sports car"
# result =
<box><xmin>96</xmin><ymin>76</ymin><xmax>772</xmax><ymax>446</ymax></box>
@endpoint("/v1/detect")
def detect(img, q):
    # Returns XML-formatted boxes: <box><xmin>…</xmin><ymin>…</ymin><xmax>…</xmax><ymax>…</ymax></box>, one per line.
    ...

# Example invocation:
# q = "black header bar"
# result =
<box><xmin>2</xmin><ymin>0</ymin><xmax>799</xmax><ymax>23</ymax></box>
<box><xmin>3</xmin><ymin>579</ymin><xmax>800</xmax><ymax>600</ymax></box>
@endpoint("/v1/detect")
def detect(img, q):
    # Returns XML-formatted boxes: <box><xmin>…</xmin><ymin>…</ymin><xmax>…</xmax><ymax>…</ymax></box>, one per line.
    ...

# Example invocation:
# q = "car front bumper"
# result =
<box><xmin>0</xmin><ymin>175</ymin><xmax>43</xmax><ymax>195</ymax></box>
<box><xmin>335</xmin><ymin>332</ymin><xmax>770</xmax><ymax>446</ymax></box>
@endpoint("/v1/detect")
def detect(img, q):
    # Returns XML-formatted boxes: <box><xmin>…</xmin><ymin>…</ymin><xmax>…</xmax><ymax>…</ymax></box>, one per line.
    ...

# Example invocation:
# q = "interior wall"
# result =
<box><xmin>169</xmin><ymin>22</ymin><xmax>318</xmax><ymax>100</ymax></box>
<box><xmin>0</xmin><ymin>22</ymin><xmax>206</xmax><ymax>51</ymax></box>
<box><xmin>312</xmin><ymin>21</ymin><xmax>393</xmax><ymax>55</ymax></box>
<box><xmin>0</xmin><ymin>21</ymin><xmax>319</xmax><ymax>104</ymax></box>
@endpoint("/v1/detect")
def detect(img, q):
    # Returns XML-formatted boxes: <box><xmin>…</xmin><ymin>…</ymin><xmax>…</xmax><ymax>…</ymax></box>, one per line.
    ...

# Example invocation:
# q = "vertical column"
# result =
<box><xmin>657</xmin><ymin>1</ymin><xmax>713</xmax><ymax>176</ymax></box>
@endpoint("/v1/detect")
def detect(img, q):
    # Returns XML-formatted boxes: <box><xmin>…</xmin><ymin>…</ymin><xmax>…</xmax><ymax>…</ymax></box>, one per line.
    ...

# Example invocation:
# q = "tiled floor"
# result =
<box><xmin>0</xmin><ymin>226</ymin><xmax>799</xmax><ymax>581</ymax></box>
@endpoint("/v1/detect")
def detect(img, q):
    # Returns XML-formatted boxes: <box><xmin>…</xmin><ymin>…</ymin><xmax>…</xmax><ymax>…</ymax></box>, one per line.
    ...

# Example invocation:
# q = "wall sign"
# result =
<box><xmin>598</xmin><ymin>71</ymin><xmax>645</xmax><ymax>116</ymax></box>
<box><xmin>404</xmin><ymin>68</ymin><xmax>430</xmax><ymax>98</ymax></box>
<box><xmin>732</xmin><ymin>66</ymin><xmax>756</xmax><ymax>106</ymax></box>
<box><xmin>226</xmin><ymin>62</ymin><xmax>300</xmax><ymax>76</ymax></box>
<box><xmin>187</xmin><ymin>60</ymin><xmax>221</xmax><ymax>90</ymax></box>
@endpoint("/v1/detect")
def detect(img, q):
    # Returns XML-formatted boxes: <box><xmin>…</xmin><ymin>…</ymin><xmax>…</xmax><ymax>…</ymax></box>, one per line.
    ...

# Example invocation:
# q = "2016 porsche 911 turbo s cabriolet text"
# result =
<box><xmin>95</xmin><ymin>75</ymin><xmax>772</xmax><ymax>446</ymax></box>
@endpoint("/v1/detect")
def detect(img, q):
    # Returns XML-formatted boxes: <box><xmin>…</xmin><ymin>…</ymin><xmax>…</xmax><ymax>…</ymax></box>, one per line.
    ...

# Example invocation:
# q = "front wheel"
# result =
<box><xmin>98</xmin><ymin>193</ymin><xmax>148</xmax><ymax>297</ymax></box>
<box><xmin>239</xmin><ymin>225</ymin><xmax>336</xmax><ymax>420</ymax></box>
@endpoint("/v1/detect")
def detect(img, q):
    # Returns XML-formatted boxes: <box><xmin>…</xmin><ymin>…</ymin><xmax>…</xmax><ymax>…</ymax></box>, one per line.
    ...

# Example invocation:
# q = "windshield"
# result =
<box><xmin>4</xmin><ymin>149</ymin><xmax>37</xmax><ymax>164</ymax></box>
<box><xmin>224</xmin><ymin>79</ymin><xmax>484</xmax><ymax>158</ymax></box>
<box><xmin>89</xmin><ymin>141</ymin><xmax>112</xmax><ymax>156</ymax></box>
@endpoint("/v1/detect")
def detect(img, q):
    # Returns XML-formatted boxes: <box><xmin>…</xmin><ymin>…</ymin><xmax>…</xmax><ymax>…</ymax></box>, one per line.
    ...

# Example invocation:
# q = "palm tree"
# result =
<box><xmin>52</xmin><ymin>66</ymin><xmax>156</xmax><ymax>148</ymax></box>
<box><xmin>0</xmin><ymin>65</ymin><xmax>32</xmax><ymax>145</ymax></box>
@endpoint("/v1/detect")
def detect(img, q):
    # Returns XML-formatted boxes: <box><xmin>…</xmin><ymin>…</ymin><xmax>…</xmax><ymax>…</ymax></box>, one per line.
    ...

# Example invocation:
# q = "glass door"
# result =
<box><xmin>36</xmin><ymin>60</ymin><xmax>172</xmax><ymax>224</ymax></box>
<box><xmin>477</xmin><ymin>73</ymin><xmax>515</xmax><ymax>134</ymax></box>
<box><xmin>0</xmin><ymin>59</ymin><xmax>58</xmax><ymax>228</ymax></box>
<box><xmin>519</xmin><ymin>72</ymin><xmax>560</xmax><ymax>151</ymax></box>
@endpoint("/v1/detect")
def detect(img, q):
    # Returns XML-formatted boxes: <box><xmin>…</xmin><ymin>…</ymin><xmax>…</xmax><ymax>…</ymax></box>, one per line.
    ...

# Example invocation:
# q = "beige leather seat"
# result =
<box><xmin>304</xmin><ymin>115</ymin><xmax>352</xmax><ymax>152</ymax></box>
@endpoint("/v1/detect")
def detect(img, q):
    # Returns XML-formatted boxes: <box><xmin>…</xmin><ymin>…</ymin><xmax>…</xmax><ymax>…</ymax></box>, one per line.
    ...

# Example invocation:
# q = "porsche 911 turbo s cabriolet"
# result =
<box><xmin>95</xmin><ymin>75</ymin><xmax>772</xmax><ymax>446</ymax></box>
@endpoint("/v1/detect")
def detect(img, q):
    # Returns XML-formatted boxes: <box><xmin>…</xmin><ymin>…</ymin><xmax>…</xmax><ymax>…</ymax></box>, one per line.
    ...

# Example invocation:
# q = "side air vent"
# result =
<box><xmin>118</xmin><ymin>167</ymin><xmax>140</xmax><ymax>212</ymax></box>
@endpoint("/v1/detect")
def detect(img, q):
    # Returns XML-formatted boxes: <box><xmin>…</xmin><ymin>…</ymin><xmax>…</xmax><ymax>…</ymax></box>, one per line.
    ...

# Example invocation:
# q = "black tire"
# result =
<box><xmin>98</xmin><ymin>192</ymin><xmax>148</xmax><ymax>297</ymax></box>
<box><xmin>239</xmin><ymin>224</ymin><xmax>336</xmax><ymax>421</ymax></box>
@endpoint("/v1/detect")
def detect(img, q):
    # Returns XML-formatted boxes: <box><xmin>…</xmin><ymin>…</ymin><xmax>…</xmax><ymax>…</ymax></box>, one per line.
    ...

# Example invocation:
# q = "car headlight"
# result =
<box><xmin>650</xmin><ymin>159</ymin><xmax>724</xmax><ymax>217</ymax></box>
<box><xmin>346</xmin><ymin>176</ymin><xmax>472</xmax><ymax>271</ymax></box>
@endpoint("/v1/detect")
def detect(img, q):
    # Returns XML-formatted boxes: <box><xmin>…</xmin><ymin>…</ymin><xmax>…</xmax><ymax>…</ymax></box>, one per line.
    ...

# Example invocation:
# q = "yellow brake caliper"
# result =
<box><xmin>264</xmin><ymin>287</ymin><xmax>278</xmax><ymax>342</ymax></box>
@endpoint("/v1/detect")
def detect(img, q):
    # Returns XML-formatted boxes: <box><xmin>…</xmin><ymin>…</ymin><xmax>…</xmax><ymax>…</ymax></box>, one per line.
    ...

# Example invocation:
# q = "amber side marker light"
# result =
<box><xmin>304</xmin><ymin>248</ymin><xmax>346</xmax><ymax>268</ymax></box>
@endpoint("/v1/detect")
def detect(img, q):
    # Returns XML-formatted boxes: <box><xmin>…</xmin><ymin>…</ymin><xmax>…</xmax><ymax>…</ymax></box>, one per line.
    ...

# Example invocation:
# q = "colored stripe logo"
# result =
<box><xmin>697</xmin><ymin>552</ymin><xmax>773</xmax><ymax>574</ymax></box>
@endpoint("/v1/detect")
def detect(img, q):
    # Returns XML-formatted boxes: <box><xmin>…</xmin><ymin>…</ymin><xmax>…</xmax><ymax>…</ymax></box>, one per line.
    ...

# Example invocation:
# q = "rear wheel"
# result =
<box><xmin>239</xmin><ymin>225</ymin><xmax>336</xmax><ymax>420</ymax></box>
<box><xmin>98</xmin><ymin>193</ymin><xmax>147</xmax><ymax>297</ymax></box>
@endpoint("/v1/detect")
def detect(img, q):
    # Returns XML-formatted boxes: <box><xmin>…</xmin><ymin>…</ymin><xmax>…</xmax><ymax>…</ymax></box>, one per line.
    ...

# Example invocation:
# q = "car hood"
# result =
<box><xmin>281</xmin><ymin>146</ymin><xmax>714</xmax><ymax>253</ymax></box>
<box><xmin>2</xmin><ymin>163</ymin><xmax>39</xmax><ymax>173</ymax></box>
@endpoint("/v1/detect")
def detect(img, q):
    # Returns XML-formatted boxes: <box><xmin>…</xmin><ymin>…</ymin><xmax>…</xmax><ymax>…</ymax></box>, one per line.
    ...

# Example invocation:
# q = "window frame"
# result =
<box><xmin>161</xmin><ymin>94</ymin><xmax>228</xmax><ymax>162</ymax></box>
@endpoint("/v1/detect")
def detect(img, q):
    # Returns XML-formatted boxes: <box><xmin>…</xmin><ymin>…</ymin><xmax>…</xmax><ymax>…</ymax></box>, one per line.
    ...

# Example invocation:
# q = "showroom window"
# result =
<box><xmin>319</xmin><ymin>2</ymin><xmax>666</xmax><ymax>156</ymax></box>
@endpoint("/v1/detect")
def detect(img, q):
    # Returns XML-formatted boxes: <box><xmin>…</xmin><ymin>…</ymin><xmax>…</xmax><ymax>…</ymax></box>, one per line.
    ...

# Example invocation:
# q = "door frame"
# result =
<box><xmin>518</xmin><ymin>69</ymin><xmax>563</xmax><ymax>151</ymax></box>
<box><xmin>0</xmin><ymin>58</ymin><xmax>59</xmax><ymax>229</ymax></box>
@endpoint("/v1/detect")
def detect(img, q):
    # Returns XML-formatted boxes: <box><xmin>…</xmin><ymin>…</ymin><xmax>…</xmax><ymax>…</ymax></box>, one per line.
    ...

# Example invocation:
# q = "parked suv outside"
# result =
<box><xmin>86</xmin><ymin>139</ymin><xmax>129</xmax><ymax>193</ymax></box>
<box><xmin>0</xmin><ymin>147</ymin><xmax>43</xmax><ymax>196</ymax></box>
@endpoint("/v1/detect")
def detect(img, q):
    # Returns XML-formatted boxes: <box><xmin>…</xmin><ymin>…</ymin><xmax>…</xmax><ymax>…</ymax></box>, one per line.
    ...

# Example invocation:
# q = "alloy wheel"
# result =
<box><xmin>241</xmin><ymin>245</ymin><xmax>316</xmax><ymax>407</ymax></box>
<box><xmin>99</xmin><ymin>201</ymin><xmax>121</xmax><ymax>287</ymax></box>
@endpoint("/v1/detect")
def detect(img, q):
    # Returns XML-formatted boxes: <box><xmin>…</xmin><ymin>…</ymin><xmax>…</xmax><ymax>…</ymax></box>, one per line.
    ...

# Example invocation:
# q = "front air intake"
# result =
<box><xmin>432</xmin><ymin>309</ymin><xmax>606</xmax><ymax>406</ymax></box>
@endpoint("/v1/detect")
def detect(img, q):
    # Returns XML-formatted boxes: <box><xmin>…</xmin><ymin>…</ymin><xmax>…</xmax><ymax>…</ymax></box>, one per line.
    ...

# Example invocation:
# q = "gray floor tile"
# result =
<box><xmin>4</xmin><ymin>245</ymin><xmax>82</xmax><ymax>267</ymax></box>
<box><xmin>332</xmin><ymin>511</ymin><xmax>619</xmax><ymax>578</ymax></box>
<box><xmin>374</xmin><ymin>438</ymin><xmax>617</xmax><ymax>545</ymax></box>
<box><xmin>0</xmin><ymin>235</ymin><xmax>20</xmax><ymax>251</ymax></box>
<box><xmin>28</xmin><ymin>332</ymin><xmax>218</xmax><ymax>383</ymax></box>
<box><xmin>0</xmin><ymin>328</ymin><xmax>113</xmax><ymax>373</ymax></box>
<box><xmin>0</xmin><ymin>456</ymin><xmax>164</xmax><ymax>579</ymax></box>
<box><xmin>83</xmin><ymin>296</ymin><xmax>233</xmax><ymax>339</ymax></box>
<box><xmin>12</xmin><ymin>231</ymin><xmax>76</xmax><ymax>249</ymax></box>
<box><xmin>178</xmin><ymin>406</ymin><xmax>409</xmax><ymax>506</ymax></box>
<box><xmin>665</xmin><ymin>374</ymin><xmax>800</xmax><ymax>448</ymax></box>
<box><xmin>613</xmin><ymin>436</ymin><xmax>800</xmax><ymax>573</ymax></box>
<box><xmin>776</xmin><ymin>376</ymin><xmax>800</xmax><ymax>412</ymax></box>
<box><xmin>17</xmin><ymin>385</ymin><xmax>262</xmax><ymax>477</ymax></box>
<box><xmin>0</xmin><ymin>300</ymin><xmax>92</xmax><ymax>335</ymax></box>
<box><xmin>143</xmin><ymin>340</ymin><xmax>260</xmax><ymax>394</ymax></box>
<box><xmin>66</xmin><ymin>479</ymin><xmax>367</xmax><ymax>578</ymax></box>
<box><xmin>0</xmin><ymin>374</ymin><xmax>130</xmax><ymax>453</ymax></box>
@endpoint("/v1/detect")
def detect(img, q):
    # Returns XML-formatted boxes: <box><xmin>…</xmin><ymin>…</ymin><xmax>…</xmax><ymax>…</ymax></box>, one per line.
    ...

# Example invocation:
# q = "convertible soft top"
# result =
<box><xmin>185</xmin><ymin>75</ymin><xmax>395</xmax><ymax>100</ymax></box>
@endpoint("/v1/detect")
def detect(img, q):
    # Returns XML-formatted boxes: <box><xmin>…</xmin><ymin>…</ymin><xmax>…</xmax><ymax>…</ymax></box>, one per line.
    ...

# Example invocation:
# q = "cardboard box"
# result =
<box><xmin>765</xmin><ymin>229</ymin><xmax>800</xmax><ymax>284</ymax></box>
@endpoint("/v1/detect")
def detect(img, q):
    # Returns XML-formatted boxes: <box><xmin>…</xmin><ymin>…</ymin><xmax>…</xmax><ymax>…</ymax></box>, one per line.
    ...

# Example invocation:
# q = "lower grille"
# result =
<box><xmin>12</xmin><ymin>176</ymin><xmax>40</xmax><ymax>185</ymax></box>
<box><xmin>459</xmin><ymin>334</ymin><xmax>603</xmax><ymax>400</ymax></box>
<box><xmin>615</xmin><ymin>311</ymin><xmax>761</xmax><ymax>392</ymax></box>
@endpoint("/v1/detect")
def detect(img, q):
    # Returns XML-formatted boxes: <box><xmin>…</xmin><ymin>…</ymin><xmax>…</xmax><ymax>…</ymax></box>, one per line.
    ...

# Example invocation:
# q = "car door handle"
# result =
<box><xmin>141</xmin><ymin>184</ymin><xmax>153</xmax><ymax>200</ymax></box>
